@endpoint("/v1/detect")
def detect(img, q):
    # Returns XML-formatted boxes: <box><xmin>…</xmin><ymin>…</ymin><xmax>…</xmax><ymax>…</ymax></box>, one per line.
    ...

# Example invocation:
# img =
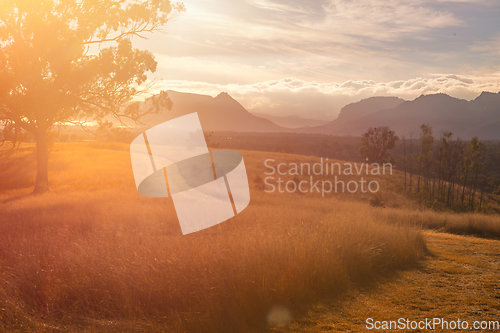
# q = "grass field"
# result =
<box><xmin>271</xmin><ymin>230</ymin><xmax>500</xmax><ymax>332</ymax></box>
<box><xmin>0</xmin><ymin>143</ymin><xmax>496</xmax><ymax>331</ymax></box>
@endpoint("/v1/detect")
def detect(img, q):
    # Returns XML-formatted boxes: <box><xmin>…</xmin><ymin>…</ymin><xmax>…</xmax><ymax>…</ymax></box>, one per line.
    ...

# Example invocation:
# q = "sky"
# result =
<box><xmin>135</xmin><ymin>0</ymin><xmax>500</xmax><ymax>120</ymax></box>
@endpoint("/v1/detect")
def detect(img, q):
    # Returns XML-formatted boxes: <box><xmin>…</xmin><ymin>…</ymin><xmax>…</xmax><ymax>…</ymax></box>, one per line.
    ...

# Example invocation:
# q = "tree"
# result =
<box><xmin>402</xmin><ymin>135</ymin><xmax>406</xmax><ymax>192</ymax></box>
<box><xmin>417</xmin><ymin>124</ymin><xmax>434</xmax><ymax>193</ymax></box>
<box><xmin>467</xmin><ymin>137</ymin><xmax>485</xmax><ymax>209</ymax></box>
<box><xmin>434</xmin><ymin>132</ymin><xmax>465</xmax><ymax>207</ymax></box>
<box><xmin>460</xmin><ymin>136</ymin><xmax>484</xmax><ymax>208</ymax></box>
<box><xmin>0</xmin><ymin>0</ymin><xmax>184</xmax><ymax>193</ymax></box>
<box><xmin>0</xmin><ymin>119</ymin><xmax>28</xmax><ymax>147</ymax></box>
<box><xmin>408</xmin><ymin>131</ymin><xmax>413</xmax><ymax>192</ymax></box>
<box><xmin>359</xmin><ymin>127</ymin><xmax>398</xmax><ymax>164</ymax></box>
<box><xmin>437</xmin><ymin>131</ymin><xmax>453</xmax><ymax>198</ymax></box>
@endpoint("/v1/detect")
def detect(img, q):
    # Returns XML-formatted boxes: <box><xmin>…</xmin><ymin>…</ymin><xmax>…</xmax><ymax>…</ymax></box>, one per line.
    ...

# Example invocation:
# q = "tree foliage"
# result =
<box><xmin>359</xmin><ymin>126</ymin><xmax>398</xmax><ymax>164</ymax></box>
<box><xmin>0</xmin><ymin>0</ymin><xmax>184</xmax><ymax>193</ymax></box>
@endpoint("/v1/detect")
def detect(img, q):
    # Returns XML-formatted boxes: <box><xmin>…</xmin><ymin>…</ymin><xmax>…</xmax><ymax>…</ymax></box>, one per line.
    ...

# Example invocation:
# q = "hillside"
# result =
<box><xmin>0</xmin><ymin>143</ymin><xmax>426</xmax><ymax>332</ymax></box>
<box><xmin>304</xmin><ymin>92</ymin><xmax>500</xmax><ymax>139</ymax></box>
<box><xmin>306</xmin><ymin>96</ymin><xmax>405</xmax><ymax>133</ymax></box>
<box><xmin>2</xmin><ymin>143</ymin><xmax>499</xmax><ymax>332</ymax></box>
<box><xmin>127</xmin><ymin>90</ymin><xmax>289</xmax><ymax>133</ymax></box>
<box><xmin>273</xmin><ymin>231</ymin><xmax>500</xmax><ymax>332</ymax></box>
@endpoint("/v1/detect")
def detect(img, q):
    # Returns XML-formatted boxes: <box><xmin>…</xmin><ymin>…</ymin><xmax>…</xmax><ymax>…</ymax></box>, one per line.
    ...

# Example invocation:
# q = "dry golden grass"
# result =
<box><xmin>377</xmin><ymin>208</ymin><xmax>500</xmax><ymax>239</ymax></box>
<box><xmin>0</xmin><ymin>143</ymin><xmax>428</xmax><ymax>332</ymax></box>
<box><xmin>270</xmin><ymin>231</ymin><xmax>500</xmax><ymax>332</ymax></box>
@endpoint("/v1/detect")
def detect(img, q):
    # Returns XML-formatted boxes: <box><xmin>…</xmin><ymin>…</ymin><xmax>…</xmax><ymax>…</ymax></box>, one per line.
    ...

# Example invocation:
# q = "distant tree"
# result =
<box><xmin>0</xmin><ymin>119</ymin><xmax>30</xmax><ymax>147</ymax></box>
<box><xmin>359</xmin><ymin>127</ymin><xmax>398</xmax><ymax>164</ymax></box>
<box><xmin>478</xmin><ymin>174</ymin><xmax>488</xmax><ymax>209</ymax></box>
<box><xmin>437</xmin><ymin>131</ymin><xmax>453</xmax><ymax>197</ymax></box>
<box><xmin>460</xmin><ymin>136</ymin><xmax>484</xmax><ymax>208</ymax></box>
<box><xmin>396</xmin><ymin>124</ymin><xmax>497</xmax><ymax>211</ymax></box>
<box><xmin>106</xmin><ymin>127</ymin><xmax>136</xmax><ymax>143</ymax></box>
<box><xmin>417</xmin><ymin>124</ymin><xmax>434</xmax><ymax>193</ymax></box>
<box><xmin>204</xmin><ymin>131</ymin><xmax>220</xmax><ymax>148</ymax></box>
<box><xmin>467</xmin><ymin>137</ymin><xmax>485</xmax><ymax>209</ymax></box>
<box><xmin>0</xmin><ymin>0</ymin><xmax>184</xmax><ymax>193</ymax></box>
<box><xmin>446</xmin><ymin>135</ymin><xmax>464</xmax><ymax>206</ymax></box>
<box><xmin>408</xmin><ymin>131</ymin><xmax>413</xmax><ymax>192</ymax></box>
<box><xmin>402</xmin><ymin>135</ymin><xmax>407</xmax><ymax>191</ymax></box>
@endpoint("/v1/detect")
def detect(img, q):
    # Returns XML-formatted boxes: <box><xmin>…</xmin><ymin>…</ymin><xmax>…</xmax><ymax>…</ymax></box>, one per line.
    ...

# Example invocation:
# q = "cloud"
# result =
<box><xmin>128</xmin><ymin>0</ymin><xmax>500</xmax><ymax>94</ymax></box>
<box><xmin>245</xmin><ymin>0</ymin><xmax>308</xmax><ymax>13</ymax></box>
<box><xmin>159</xmin><ymin>0</ymin><xmax>464</xmax><ymax>57</ymax></box>
<box><xmin>139</xmin><ymin>0</ymin><xmax>500</xmax><ymax>86</ymax></box>
<box><xmin>151</xmin><ymin>73</ymin><xmax>500</xmax><ymax>119</ymax></box>
<box><xmin>308</xmin><ymin>0</ymin><xmax>461</xmax><ymax>42</ymax></box>
<box><xmin>136</xmin><ymin>0</ymin><xmax>500</xmax><ymax>111</ymax></box>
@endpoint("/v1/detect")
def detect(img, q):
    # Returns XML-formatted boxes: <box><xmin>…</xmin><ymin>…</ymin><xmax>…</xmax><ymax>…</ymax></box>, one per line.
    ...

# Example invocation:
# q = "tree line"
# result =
<box><xmin>360</xmin><ymin>125</ymin><xmax>499</xmax><ymax>212</ymax></box>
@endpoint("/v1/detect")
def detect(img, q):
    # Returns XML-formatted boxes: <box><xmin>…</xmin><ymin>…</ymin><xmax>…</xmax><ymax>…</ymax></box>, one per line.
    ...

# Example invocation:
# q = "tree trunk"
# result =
<box><xmin>446</xmin><ymin>180</ymin><xmax>451</xmax><ymax>207</ymax></box>
<box><xmin>33</xmin><ymin>127</ymin><xmax>49</xmax><ymax>194</ymax></box>
<box><xmin>479</xmin><ymin>177</ymin><xmax>486</xmax><ymax>210</ymax></box>
<box><xmin>470</xmin><ymin>172</ymin><xmax>479</xmax><ymax>210</ymax></box>
<box><xmin>431</xmin><ymin>173</ymin><xmax>435</xmax><ymax>200</ymax></box>
<box><xmin>408</xmin><ymin>157</ymin><xmax>412</xmax><ymax>193</ymax></box>
<box><xmin>461</xmin><ymin>172</ymin><xmax>468</xmax><ymax>209</ymax></box>
<box><xmin>417</xmin><ymin>161</ymin><xmax>421</xmax><ymax>193</ymax></box>
<box><xmin>409</xmin><ymin>136</ymin><xmax>413</xmax><ymax>193</ymax></box>
<box><xmin>402</xmin><ymin>137</ymin><xmax>407</xmax><ymax>193</ymax></box>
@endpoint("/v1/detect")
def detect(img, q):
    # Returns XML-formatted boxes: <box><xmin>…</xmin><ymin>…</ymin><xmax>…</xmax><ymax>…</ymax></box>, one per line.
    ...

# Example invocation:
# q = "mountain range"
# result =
<box><xmin>307</xmin><ymin>92</ymin><xmax>500</xmax><ymax>140</ymax></box>
<box><xmin>131</xmin><ymin>90</ymin><xmax>500</xmax><ymax>140</ymax></box>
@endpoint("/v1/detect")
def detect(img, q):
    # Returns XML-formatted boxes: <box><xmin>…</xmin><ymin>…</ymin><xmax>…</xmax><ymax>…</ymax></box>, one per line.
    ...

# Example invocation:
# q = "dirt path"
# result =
<box><xmin>271</xmin><ymin>231</ymin><xmax>500</xmax><ymax>332</ymax></box>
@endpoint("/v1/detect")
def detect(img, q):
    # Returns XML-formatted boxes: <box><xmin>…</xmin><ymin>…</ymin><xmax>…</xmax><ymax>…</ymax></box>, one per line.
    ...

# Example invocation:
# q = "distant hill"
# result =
<box><xmin>300</xmin><ymin>92</ymin><xmax>500</xmax><ymax>140</ymax></box>
<box><xmin>334</xmin><ymin>96</ymin><xmax>406</xmax><ymax>125</ymax></box>
<box><xmin>300</xmin><ymin>96</ymin><xmax>405</xmax><ymax>134</ymax></box>
<box><xmin>128</xmin><ymin>90</ymin><xmax>288</xmax><ymax>133</ymax></box>
<box><xmin>117</xmin><ymin>90</ymin><xmax>500</xmax><ymax>140</ymax></box>
<box><xmin>251</xmin><ymin>112</ymin><xmax>328</xmax><ymax>128</ymax></box>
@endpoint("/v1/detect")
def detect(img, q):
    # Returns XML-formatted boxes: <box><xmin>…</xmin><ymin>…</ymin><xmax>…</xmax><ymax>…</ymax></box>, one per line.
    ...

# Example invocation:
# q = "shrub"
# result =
<box><xmin>370</xmin><ymin>193</ymin><xmax>385</xmax><ymax>207</ymax></box>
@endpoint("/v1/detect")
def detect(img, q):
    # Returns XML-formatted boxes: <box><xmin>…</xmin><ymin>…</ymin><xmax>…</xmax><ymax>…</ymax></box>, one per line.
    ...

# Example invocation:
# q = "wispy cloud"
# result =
<box><xmin>470</xmin><ymin>33</ymin><xmax>500</xmax><ymax>56</ymax></box>
<box><xmin>300</xmin><ymin>0</ymin><xmax>461</xmax><ymax>42</ymax></box>
<box><xmin>245</xmin><ymin>0</ymin><xmax>309</xmax><ymax>13</ymax></box>
<box><xmin>166</xmin><ymin>0</ymin><xmax>463</xmax><ymax>53</ymax></box>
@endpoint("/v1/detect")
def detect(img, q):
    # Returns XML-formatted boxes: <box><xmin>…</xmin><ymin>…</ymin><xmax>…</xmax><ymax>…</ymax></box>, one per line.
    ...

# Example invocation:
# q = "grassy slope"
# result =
<box><xmin>0</xmin><ymin>143</ymin><xmax>494</xmax><ymax>331</ymax></box>
<box><xmin>271</xmin><ymin>231</ymin><xmax>500</xmax><ymax>332</ymax></box>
